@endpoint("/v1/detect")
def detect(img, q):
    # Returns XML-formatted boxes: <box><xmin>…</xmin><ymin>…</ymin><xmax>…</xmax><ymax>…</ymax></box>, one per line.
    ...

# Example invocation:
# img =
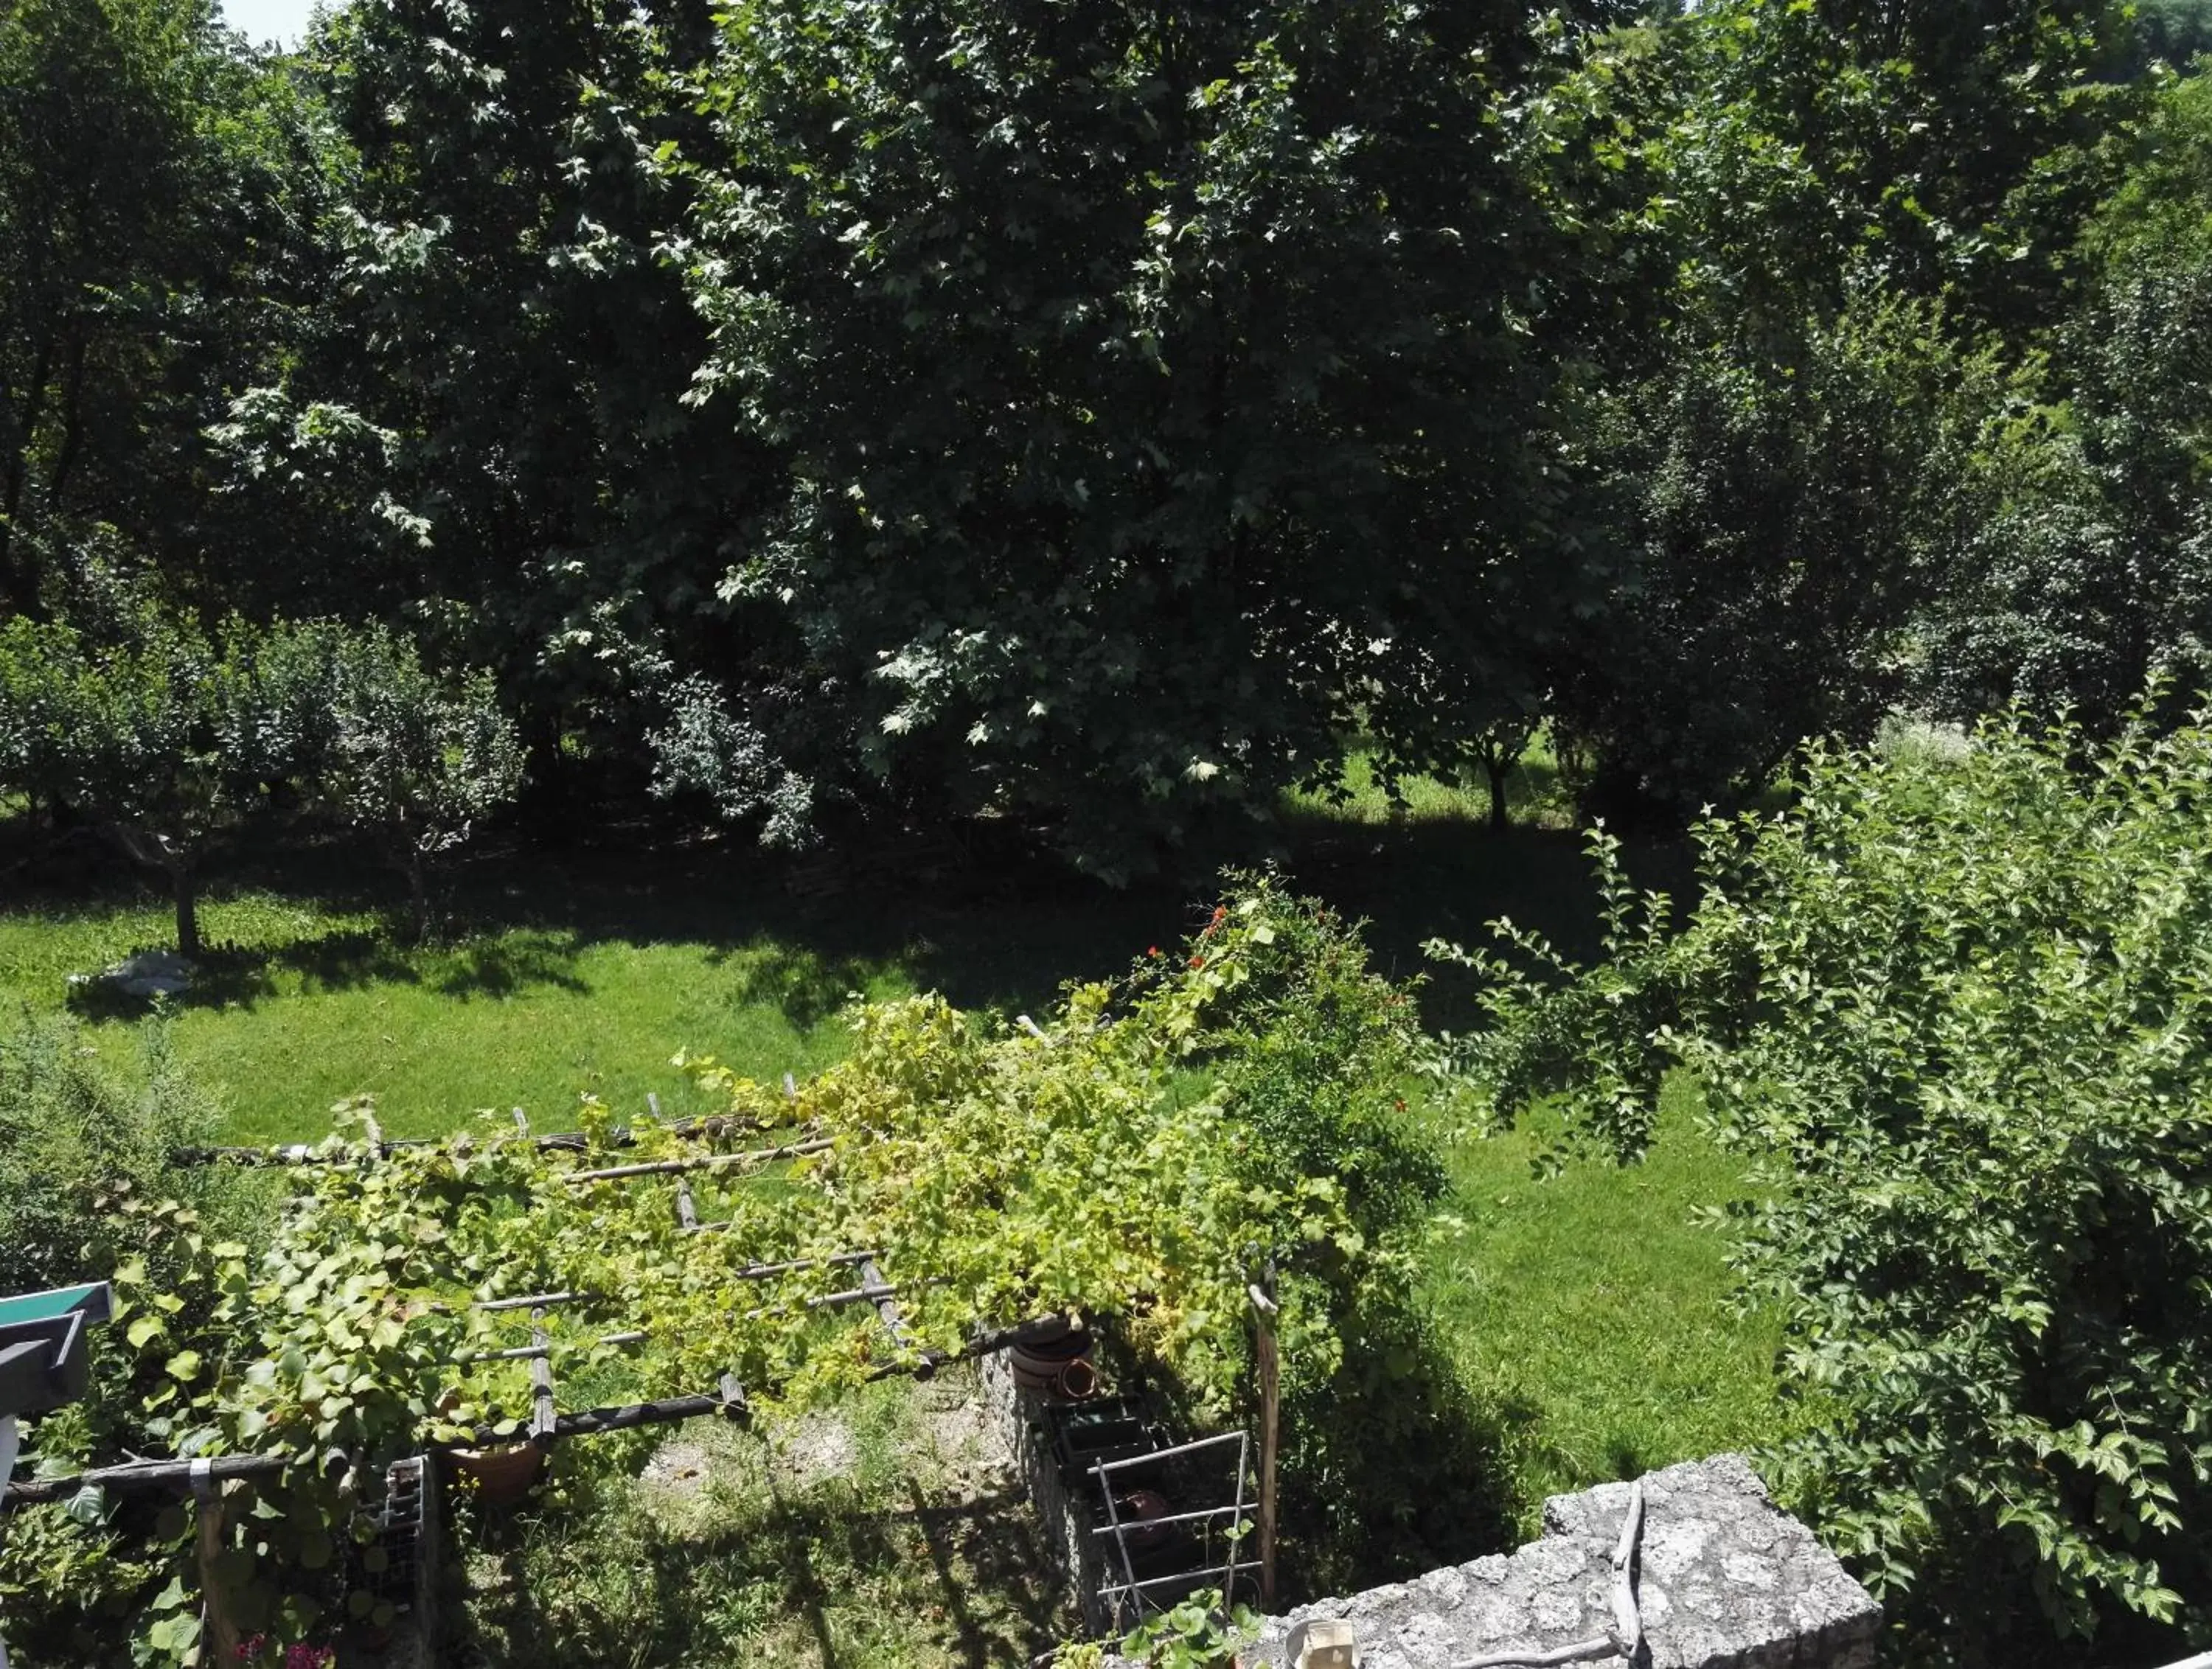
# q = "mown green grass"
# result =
<box><xmin>0</xmin><ymin>890</ymin><xmax>908</xmax><ymax>1144</ymax></box>
<box><xmin>0</xmin><ymin>834</ymin><xmax>1198</xmax><ymax>1145</ymax></box>
<box><xmin>1425</xmin><ymin>1081</ymin><xmax>1796</xmax><ymax>1537</ymax></box>
<box><xmin>1283</xmin><ymin>734</ymin><xmax>1576</xmax><ymax>830</ymax></box>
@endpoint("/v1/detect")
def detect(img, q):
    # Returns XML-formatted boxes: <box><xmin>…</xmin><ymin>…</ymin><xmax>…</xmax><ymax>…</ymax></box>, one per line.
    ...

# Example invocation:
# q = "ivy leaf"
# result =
<box><xmin>63</xmin><ymin>1485</ymin><xmax>106</xmax><ymax>1527</ymax></box>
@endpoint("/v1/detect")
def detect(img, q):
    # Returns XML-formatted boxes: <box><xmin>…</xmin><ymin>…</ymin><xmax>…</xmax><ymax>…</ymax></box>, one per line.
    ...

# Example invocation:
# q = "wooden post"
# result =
<box><xmin>1250</xmin><ymin>1266</ymin><xmax>1281</xmax><ymax>1610</ymax></box>
<box><xmin>192</xmin><ymin>1464</ymin><xmax>240</xmax><ymax>1665</ymax></box>
<box><xmin>529</xmin><ymin>1308</ymin><xmax>557</xmax><ymax>1443</ymax></box>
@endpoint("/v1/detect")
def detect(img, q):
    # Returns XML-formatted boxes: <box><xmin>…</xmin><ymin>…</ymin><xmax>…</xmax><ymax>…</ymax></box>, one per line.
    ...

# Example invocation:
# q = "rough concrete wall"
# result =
<box><xmin>978</xmin><ymin>1349</ymin><xmax>1121</xmax><ymax>1635</ymax></box>
<box><xmin>1236</xmin><ymin>1454</ymin><xmax>1878</xmax><ymax>1669</ymax></box>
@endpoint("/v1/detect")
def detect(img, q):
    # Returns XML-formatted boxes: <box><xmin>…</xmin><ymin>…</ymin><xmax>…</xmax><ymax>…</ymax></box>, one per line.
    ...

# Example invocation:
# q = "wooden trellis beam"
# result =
<box><xmin>564</xmin><ymin>1134</ymin><xmax>832</xmax><ymax>1184</ymax></box>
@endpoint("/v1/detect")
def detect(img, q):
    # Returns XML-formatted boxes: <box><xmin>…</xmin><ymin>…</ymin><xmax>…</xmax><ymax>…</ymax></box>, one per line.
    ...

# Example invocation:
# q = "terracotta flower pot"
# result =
<box><xmin>446</xmin><ymin>1440</ymin><xmax>546</xmax><ymax>1502</ymax></box>
<box><xmin>1011</xmin><ymin>1331</ymin><xmax>1092</xmax><ymax>1393</ymax></box>
<box><xmin>1053</xmin><ymin>1356</ymin><xmax>1102</xmax><ymax>1401</ymax></box>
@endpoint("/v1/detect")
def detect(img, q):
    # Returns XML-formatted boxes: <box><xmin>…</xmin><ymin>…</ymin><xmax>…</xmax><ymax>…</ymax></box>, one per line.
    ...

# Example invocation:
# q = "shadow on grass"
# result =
<box><xmin>13</xmin><ymin>791</ymin><xmax>1694</xmax><ymax>1040</ymax></box>
<box><xmin>60</xmin><ymin>930</ymin><xmax>424</xmax><ymax>1020</ymax></box>
<box><xmin>720</xmin><ymin>944</ymin><xmax>886</xmax><ymax>1030</ymax></box>
<box><xmin>430</xmin><ymin>931</ymin><xmax>591</xmax><ymax>1000</ymax></box>
<box><xmin>57</xmin><ymin>923</ymin><xmax>603</xmax><ymax>1018</ymax></box>
<box><xmin>1276</xmin><ymin>1323</ymin><xmax>1540</xmax><ymax>1601</ymax></box>
<box><xmin>1273</xmin><ymin>818</ymin><xmax>1694</xmax><ymax>1036</ymax></box>
<box><xmin>456</xmin><ymin>1474</ymin><xmax>1063</xmax><ymax>1668</ymax></box>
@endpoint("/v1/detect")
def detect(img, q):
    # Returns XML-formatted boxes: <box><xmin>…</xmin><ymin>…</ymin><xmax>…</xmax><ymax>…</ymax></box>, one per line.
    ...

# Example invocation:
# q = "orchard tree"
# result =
<box><xmin>0</xmin><ymin>613</ymin><xmax>282</xmax><ymax>955</ymax></box>
<box><xmin>1472</xmin><ymin>712</ymin><xmax>1540</xmax><ymax>833</ymax></box>
<box><xmin>0</xmin><ymin>614</ymin><xmax>520</xmax><ymax>951</ymax></box>
<box><xmin>320</xmin><ymin>626</ymin><xmax>524</xmax><ymax>941</ymax></box>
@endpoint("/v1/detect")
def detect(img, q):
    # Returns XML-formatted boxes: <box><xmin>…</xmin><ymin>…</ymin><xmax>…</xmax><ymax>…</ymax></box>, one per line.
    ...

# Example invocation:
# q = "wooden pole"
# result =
<box><xmin>1251</xmin><ymin>1266</ymin><xmax>1281</xmax><ymax>1610</ymax></box>
<box><xmin>192</xmin><ymin>1466</ymin><xmax>240</xmax><ymax>1665</ymax></box>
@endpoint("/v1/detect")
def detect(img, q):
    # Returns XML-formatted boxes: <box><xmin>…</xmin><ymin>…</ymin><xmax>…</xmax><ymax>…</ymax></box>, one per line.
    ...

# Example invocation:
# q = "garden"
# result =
<box><xmin>7</xmin><ymin>708</ymin><xmax>2212</xmax><ymax>1668</ymax></box>
<box><xmin>0</xmin><ymin>762</ymin><xmax>1795</xmax><ymax>1668</ymax></box>
<box><xmin>7</xmin><ymin>0</ymin><xmax>2212</xmax><ymax>1661</ymax></box>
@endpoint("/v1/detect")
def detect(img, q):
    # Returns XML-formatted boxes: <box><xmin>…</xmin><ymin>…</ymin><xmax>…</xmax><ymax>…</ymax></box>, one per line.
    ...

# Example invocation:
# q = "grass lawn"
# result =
<box><xmin>1425</xmin><ymin>1081</ymin><xmax>1800</xmax><ymax>1536</ymax></box>
<box><xmin>0</xmin><ymin>837</ymin><xmax>1197</xmax><ymax>1145</ymax></box>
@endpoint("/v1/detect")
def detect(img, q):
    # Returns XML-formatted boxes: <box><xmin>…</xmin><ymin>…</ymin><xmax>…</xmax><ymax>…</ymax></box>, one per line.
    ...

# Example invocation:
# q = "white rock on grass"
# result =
<box><xmin>68</xmin><ymin>950</ymin><xmax>195</xmax><ymax>999</ymax></box>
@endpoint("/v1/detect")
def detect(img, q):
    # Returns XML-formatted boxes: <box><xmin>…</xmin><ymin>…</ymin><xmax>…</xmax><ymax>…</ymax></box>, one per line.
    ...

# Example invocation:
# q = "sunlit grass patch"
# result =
<box><xmin>1420</xmin><ymin>1077</ymin><xmax>1800</xmax><ymax>1536</ymax></box>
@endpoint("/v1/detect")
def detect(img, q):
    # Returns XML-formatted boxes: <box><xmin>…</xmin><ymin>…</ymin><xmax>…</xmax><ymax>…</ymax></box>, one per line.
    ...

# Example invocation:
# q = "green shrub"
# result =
<box><xmin>1434</xmin><ymin>708</ymin><xmax>2212</xmax><ymax>1665</ymax></box>
<box><xmin>0</xmin><ymin>1011</ymin><xmax>264</xmax><ymax>1666</ymax></box>
<box><xmin>0</xmin><ymin>1007</ymin><xmax>241</xmax><ymax>1291</ymax></box>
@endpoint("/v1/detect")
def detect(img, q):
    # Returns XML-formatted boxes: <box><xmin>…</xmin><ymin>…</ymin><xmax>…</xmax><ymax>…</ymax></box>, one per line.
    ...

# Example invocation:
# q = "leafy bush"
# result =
<box><xmin>312</xmin><ymin>623</ymin><xmax>524</xmax><ymax>941</ymax></box>
<box><xmin>1120</xmin><ymin>1589</ymin><xmax>1257</xmax><ymax>1668</ymax></box>
<box><xmin>0</xmin><ymin>1008</ymin><xmax>243</xmax><ymax>1292</ymax></box>
<box><xmin>1433</xmin><ymin>711</ymin><xmax>2212</xmax><ymax>1665</ymax></box>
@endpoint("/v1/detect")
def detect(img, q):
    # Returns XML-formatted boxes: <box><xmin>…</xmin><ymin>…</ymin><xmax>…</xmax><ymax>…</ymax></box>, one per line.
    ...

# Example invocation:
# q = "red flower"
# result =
<box><xmin>1188</xmin><ymin>955</ymin><xmax>1206</xmax><ymax>969</ymax></box>
<box><xmin>1147</xmin><ymin>946</ymin><xmax>1162</xmax><ymax>958</ymax></box>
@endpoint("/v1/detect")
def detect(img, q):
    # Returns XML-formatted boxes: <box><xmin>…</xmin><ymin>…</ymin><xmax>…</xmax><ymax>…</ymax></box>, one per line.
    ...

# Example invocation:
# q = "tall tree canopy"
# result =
<box><xmin>0</xmin><ymin>0</ymin><xmax>331</xmax><ymax>619</ymax></box>
<box><xmin>672</xmin><ymin>0</ymin><xmax>1616</xmax><ymax>874</ymax></box>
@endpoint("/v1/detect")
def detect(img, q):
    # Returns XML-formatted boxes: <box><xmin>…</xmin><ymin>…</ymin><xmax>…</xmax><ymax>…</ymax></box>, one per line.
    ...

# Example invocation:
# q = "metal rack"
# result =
<box><xmin>1091</xmin><ymin>1429</ymin><xmax>1259</xmax><ymax>1629</ymax></box>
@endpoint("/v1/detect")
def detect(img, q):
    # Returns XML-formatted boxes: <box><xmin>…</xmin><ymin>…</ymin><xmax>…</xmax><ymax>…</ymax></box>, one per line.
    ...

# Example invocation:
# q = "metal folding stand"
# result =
<box><xmin>1091</xmin><ymin>1429</ymin><xmax>1259</xmax><ymax>1631</ymax></box>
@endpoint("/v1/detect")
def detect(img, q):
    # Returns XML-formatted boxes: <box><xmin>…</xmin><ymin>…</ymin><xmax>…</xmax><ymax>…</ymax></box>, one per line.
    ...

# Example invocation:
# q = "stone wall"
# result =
<box><xmin>979</xmin><ymin>1348</ymin><xmax>1123</xmax><ymax>1635</ymax></box>
<box><xmin>981</xmin><ymin>1341</ymin><xmax>1880</xmax><ymax>1669</ymax></box>
<box><xmin>1239</xmin><ymin>1454</ymin><xmax>1877</xmax><ymax>1669</ymax></box>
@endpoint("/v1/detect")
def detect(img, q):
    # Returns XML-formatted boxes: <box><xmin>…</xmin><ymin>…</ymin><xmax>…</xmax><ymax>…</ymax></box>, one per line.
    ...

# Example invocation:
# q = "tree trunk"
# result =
<box><xmin>1484</xmin><ymin>754</ymin><xmax>1511</xmax><ymax>832</ymax></box>
<box><xmin>44</xmin><ymin>330</ymin><xmax>88</xmax><ymax>506</ymax></box>
<box><xmin>173</xmin><ymin>861</ymin><xmax>201</xmax><ymax>959</ymax></box>
<box><xmin>406</xmin><ymin>850</ymin><xmax>430</xmax><ymax>944</ymax></box>
<box><xmin>0</xmin><ymin>332</ymin><xmax>55</xmax><ymax>617</ymax></box>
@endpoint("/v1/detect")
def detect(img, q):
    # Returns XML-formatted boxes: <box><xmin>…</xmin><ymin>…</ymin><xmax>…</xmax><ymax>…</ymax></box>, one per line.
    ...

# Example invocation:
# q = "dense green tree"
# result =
<box><xmin>1913</xmin><ymin>73</ymin><xmax>2212</xmax><ymax>728</ymax></box>
<box><xmin>0</xmin><ymin>0</ymin><xmax>337</xmax><ymax>618</ymax></box>
<box><xmin>261</xmin><ymin>0</ymin><xmax>751</xmax><ymax>767</ymax></box>
<box><xmin>1555</xmin><ymin>289</ymin><xmax>2010</xmax><ymax>821</ymax></box>
<box><xmin>1527</xmin><ymin>0</ymin><xmax>2146</xmax><ymax>823</ymax></box>
<box><xmin>2124</xmin><ymin>0</ymin><xmax>2212</xmax><ymax>73</ymax></box>
<box><xmin>674</xmin><ymin>0</ymin><xmax>1611</xmax><ymax>875</ymax></box>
